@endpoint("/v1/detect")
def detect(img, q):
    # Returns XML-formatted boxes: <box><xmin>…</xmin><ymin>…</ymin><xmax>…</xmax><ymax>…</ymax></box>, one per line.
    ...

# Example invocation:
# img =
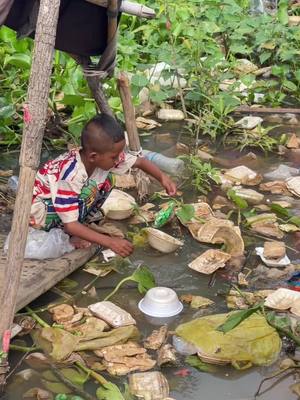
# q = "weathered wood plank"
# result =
<box><xmin>0</xmin><ymin>241</ymin><xmax>96</xmax><ymax>312</ymax></box>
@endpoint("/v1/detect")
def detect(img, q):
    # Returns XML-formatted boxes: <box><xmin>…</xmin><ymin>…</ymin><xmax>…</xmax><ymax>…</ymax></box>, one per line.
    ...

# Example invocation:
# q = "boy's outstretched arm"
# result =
<box><xmin>64</xmin><ymin>221</ymin><xmax>133</xmax><ymax>257</ymax></box>
<box><xmin>133</xmin><ymin>157</ymin><xmax>177</xmax><ymax>195</ymax></box>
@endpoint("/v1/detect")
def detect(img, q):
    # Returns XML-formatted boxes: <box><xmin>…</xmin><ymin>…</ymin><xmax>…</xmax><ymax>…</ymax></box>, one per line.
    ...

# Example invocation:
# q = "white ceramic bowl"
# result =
<box><xmin>139</xmin><ymin>287</ymin><xmax>183</xmax><ymax>317</ymax></box>
<box><xmin>146</xmin><ymin>228</ymin><xmax>183</xmax><ymax>253</ymax></box>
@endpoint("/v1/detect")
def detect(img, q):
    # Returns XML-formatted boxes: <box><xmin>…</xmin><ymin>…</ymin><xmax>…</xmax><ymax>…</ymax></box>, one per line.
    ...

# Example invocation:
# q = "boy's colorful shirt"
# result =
<box><xmin>30</xmin><ymin>149</ymin><xmax>136</xmax><ymax>228</ymax></box>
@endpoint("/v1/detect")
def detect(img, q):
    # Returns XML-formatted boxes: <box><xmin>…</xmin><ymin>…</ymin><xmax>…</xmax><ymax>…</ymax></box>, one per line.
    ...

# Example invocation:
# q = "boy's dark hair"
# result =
<box><xmin>81</xmin><ymin>113</ymin><xmax>125</xmax><ymax>153</ymax></box>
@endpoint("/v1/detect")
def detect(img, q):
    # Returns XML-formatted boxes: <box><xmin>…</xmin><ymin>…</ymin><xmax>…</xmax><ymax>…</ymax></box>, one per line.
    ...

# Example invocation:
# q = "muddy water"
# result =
<box><xmin>3</xmin><ymin>122</ymin><xmax>300</xmax><ymax>399</ymax></box>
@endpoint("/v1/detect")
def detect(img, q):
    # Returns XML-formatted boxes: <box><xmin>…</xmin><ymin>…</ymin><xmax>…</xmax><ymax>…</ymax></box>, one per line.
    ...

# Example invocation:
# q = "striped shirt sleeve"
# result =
<box><xmin>53</xmin><ymin>180</ymin><xmax>80</xmax><ymax>223</ymax></box>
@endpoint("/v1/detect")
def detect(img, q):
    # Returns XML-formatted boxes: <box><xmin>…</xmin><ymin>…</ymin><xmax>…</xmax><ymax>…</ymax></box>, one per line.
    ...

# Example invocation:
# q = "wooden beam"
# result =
<box><xmin>234</xmin><ymin>106</ymin><xmax>300</xmax><ymax>115</ymax></box>
<box><xmin>117</xmin><ymin>72</ymin><xmax>141</xmax><ymax>152</ymax></box>
<box><xmin>0</xmin><ymin>0</ymin><xmax>61</xmax><ymax>386</ymax></box>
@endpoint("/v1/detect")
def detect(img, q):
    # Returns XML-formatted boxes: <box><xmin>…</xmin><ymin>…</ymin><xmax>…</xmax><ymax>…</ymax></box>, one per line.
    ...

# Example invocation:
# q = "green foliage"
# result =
<box><xmin>104</xmin><ymin>265</ymin><xmax>155</xmax><ymax>301</ymax></box>
<box><xmin>1</xmin><ymin>0</ymin><xmax>300</xmax><ymax>146</ymax></box>
<box><xmin>181</xmin><ymin>155</ymin><xmax>221</xmax><ymax>194</ymax></box>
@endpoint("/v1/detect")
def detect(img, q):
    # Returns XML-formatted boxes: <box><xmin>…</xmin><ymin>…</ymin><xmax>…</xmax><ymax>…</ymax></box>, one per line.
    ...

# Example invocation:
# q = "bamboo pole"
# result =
<box><xmin>117</xmin><ymin>72</ymin><xmax>141</xmax><ymax>152</ymax></box>
<box><xmin>0</xmin><ymin>0</ymin><xmax>61</xmax><ymax>387</ymax></box>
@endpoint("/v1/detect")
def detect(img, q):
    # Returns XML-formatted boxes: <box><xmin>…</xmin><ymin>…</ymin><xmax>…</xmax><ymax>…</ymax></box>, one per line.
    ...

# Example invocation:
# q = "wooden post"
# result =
<box><xmin>0</xmin><ymin>0</ymin><xmax>61</xmax><ymax>386</ymax></box>
<box><xmin>117</xmin><ymin>72</ymin><xmax>141</xmax><ymax>152</ymax></box>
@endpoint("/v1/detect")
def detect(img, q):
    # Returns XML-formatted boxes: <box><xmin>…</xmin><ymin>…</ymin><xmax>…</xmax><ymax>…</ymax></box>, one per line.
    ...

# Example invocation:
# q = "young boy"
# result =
<box><xmin>30</xmin><ymin>113</ymin><xmax>177</xmax><ymax>257</ymax></box>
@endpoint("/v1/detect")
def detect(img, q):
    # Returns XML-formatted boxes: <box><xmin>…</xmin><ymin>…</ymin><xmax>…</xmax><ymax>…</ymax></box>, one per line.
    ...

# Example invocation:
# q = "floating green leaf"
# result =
<box><xmin>185</xmin><ymin>355</ymin><xmax>217</xmax><ymax>373</ymax></box>
<box><xmin>96</xmin><ymin>382</ymin><xmax>125</xmax><ymax>400</ymax></box>
<box><xmin>104</xmin><ymin>265</ymin><xmax>155</xmax><ymax>301</ymax></box>
<box><xmin>176</xmin><ymin>204</ymin><xmax>195</xmax><ymax>224</ymax></box>
<box><xmin>216</xmin><ymin>304</ymin><xmax>262</xmax><ymax>334</ymax></box>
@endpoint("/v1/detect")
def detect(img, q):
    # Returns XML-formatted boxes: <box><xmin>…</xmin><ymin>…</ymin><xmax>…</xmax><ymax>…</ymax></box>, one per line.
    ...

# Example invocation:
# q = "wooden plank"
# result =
<box><xmin>0</xmin><ymin>238</ymin><xmax>96</xmax><ymax>312</ymax></box>
<box><xmin>235</xmin><ymin>106</ymin><xmax>300</xmax><ymax>114</ymax></box>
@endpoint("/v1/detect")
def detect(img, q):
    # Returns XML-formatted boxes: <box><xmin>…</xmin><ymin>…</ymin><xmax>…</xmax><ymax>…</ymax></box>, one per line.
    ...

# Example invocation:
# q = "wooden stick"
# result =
<box><xmin>117</xmin><ymin>71</ymin><xmax>141</xmax><ymax>152</ymax></box>
<box><xmin>0</xmin><ymin>0</ymin><xmax>61</xmax><ymax>388</ymax></box>
<box><xmin>234</xmin><ymin>106</ymin><xmax>300</xmax><ymax>114</ymax></box>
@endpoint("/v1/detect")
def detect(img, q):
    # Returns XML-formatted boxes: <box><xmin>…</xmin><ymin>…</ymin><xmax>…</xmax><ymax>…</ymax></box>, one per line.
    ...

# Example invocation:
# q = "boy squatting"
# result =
<box><xmin>30</xmin><ymin>113</ymin><xmax>177</xmax><ymax>257</ymax></box>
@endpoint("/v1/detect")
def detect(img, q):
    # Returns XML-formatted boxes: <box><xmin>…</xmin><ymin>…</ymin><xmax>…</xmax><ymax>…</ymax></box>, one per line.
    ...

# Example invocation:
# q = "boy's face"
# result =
<box><xmin>92</xmin><ymin>139</ymin><xmax>126</xmax><ymax>170</ymax></box>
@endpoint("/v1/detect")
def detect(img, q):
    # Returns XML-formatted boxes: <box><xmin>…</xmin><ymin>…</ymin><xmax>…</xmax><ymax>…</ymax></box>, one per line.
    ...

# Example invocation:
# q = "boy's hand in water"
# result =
<box><xmin>160</xmin><ymin>173</ymin><xmax>177</xmax><ymax>196</ymax></box>
<box><xmin>107</xmin><ymin>237</ymin><xmax>134</xmax><ymax>257</ymax></box>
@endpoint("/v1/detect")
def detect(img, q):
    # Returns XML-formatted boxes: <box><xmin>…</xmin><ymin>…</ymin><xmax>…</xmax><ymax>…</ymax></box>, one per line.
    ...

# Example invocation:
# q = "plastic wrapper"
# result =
<box><xmin>153</xmin><ymin>201</ymin><xmax>175</xmax><ymax>228</ymax></box>
<box><xmin>4</xmin><ymin>228</ymin><xmax>74</xmax><ymax>260</ymax></box>
<box><xmin>175</xmin><ymin>313</ymin><xmax>281</xmax><ymax>369</ymax></box>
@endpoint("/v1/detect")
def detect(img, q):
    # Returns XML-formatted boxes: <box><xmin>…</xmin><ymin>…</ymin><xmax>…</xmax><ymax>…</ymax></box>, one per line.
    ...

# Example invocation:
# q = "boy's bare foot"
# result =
<box><xmin>70</xmin><ymin>236</ymin><xmax>92</xmax><ymax>249</ymax></box>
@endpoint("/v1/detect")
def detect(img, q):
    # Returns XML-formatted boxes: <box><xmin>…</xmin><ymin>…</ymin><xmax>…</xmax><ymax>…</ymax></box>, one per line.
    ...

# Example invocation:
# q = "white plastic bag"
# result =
<box><xmin>4</xmin><ymin>228</ymin><xmax>74</xmax><ymax>260</ymax></box>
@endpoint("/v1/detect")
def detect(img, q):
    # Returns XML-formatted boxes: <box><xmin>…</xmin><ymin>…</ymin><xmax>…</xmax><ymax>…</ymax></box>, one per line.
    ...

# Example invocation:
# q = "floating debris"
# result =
<box><xmin>286</xmin><ymin>133</ymin><xmax>300</xmax><ymax>149</ymax></box>
<box><xmin>136</xmin><ymin>116</ymin><xmax>162</xmax><ymax>130</ymax></box>
<box><xmin>256</xmin><ymin>247</ymin><xmax>290</xmax><ymax>267</ymax></box>
<box><xmin>180</xmin><ymin>294</ymin><xmax>214</xmax><ymax>309</ymax></box>
<box><xmin>188</xmin><ymin>249</ymin><xmax>231</xmax><ymax>274</ymax></box>
<box><xmin>157</xmin><ymin>344</ymin><xmax>177</xmax><ymax>367</ymax></box>
<box><xmin>264</xmin><ymin>165</ymin><xmax>299</xmax><ymax>181</ymax></box>
<box><xmin>232</xmin><ymin>187</ymin><xmax>264</xmax><ymax>204</ymax></box>
<box><xmin>95</xmin><ymin>342</ymin><xmax>155</xmax><ymax>376</ymax></box>
<box><xmin>129</xmin><ymin>371</ymin><xmax>170</xmax><ymax>400</ymax></box>
<box><xmin>235</xmin><ymin>116</ymin><xmax>263</xmax><ymax>130</ymax></box>
<box><xmin>224</xmin><ymin>165</ymin><xmax>262</xmax><ymax>186</ymax></box>
<box><xmin>145</xmin><ymin>228</ymin><xmax>183</xmax><ymax>253</ymax></box>
<box><xmin>265</xmin><ymin>288</ymin><xmax>300</xmax><ymax>316</ymax></box>
<box><xmin>259</xmin><ymin>181</ymin><xmax>289</xmax><ymax>195</ymax></box>
<box><xmin>157</xmin><ymin>108</ymin><xmax>185</xmax><ymax>121</ymax></box>
<box><xmin>144</xmin><ymin>325</ymin><xmax>168</xmax><ymax>350</ymax></box>
<box><xmin>102</xmin><ymin>189</ymin><xmax>136</xmax><ymax>220</ymax></box>
<box><xmin>88</xmin><ymin>301</ymin><xmax>136</xmax><ymax>328</ymax></box>
<box><xmin>286</xmin><ymin>176</ymin><xmax>300</xmax><ymax>198</ymax></box>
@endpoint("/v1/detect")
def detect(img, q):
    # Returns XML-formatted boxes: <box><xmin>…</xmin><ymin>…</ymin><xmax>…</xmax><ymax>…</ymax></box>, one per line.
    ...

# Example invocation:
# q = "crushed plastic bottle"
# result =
<box><xmin>249</xmin><ymin>0</ymin><xmax>265</xmax><ymax>14</ymax></box>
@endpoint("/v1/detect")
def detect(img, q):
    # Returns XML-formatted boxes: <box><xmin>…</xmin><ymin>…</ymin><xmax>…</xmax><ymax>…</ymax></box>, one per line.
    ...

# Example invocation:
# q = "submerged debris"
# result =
<box><xmin>144</xmin><ymin>325</ymin><xmax>168</xmax><ymax>350</ymax></box>
<box><xmin>157</xmin><ymin>344</ymin><xmax>177</xmax><ymax>367</ymax></box>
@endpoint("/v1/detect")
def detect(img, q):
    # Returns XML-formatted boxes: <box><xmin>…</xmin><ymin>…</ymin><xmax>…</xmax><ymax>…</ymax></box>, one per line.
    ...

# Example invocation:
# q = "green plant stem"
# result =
<box><xmin>75</xmin><ymin>361</ymin><xmax>108</xmax><ymax>385</ymax></box>
<box><xmin>103</xmin><ymin>277</ymin><xmax>131</xmax><ymax>301</ymax></box>
<box><xmin>26</xmin><ymin>307</ymin><xmax>50</xmax><ymax>328</ymax></box>
<box><xmin>9</xmin><ymin>344</ymin><xmax>39</xmax><ymax>352</ymax></box>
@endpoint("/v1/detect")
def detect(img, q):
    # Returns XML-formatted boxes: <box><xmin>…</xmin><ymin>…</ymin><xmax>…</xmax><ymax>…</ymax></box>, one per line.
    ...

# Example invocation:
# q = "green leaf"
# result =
<box><xmin>0</xmin><ymin>104</ymin><xmax>15</xmax><ymax>119</ymax></box>
<box><xmin>131</xmin><ymin>74</ymin><xmax>148</xmax><ymax>87</ymax></box>
<box><xmin>283</xmin><ymin>80</ymin><xmax>297</xmax><ymax>92</ymax></box>
<box><xmin>96</xmin><ymin>382</ymin><xmax>125</xmax><ymax>400</ymax></box>
<box><xmin>270</xmin><ymin>203</ymin><xmax>291</xmax><ymax>219</ymax></box>
<box><xmin>216</xmin><ymin>305</ymin><xmax>262</xmax><ymax>333</ymax></box>
<box><xmin>259</xmin><ymin>51</ymin><xmax>272</xmax><ymax>64</ymax></box>
<box><xmin>278</xmin><ymin>0</ymin><xmax>289</xmax><ymax>25</ymax></box>
<box><xmin>5</xmin><ymin>53</ymin><xmax>31</xmax><ymax>68</ymax></box>
<box><xmin>62</xmin><ymin>94</ymin><xmax>85</xmax><ymax>106</ymax></box>
<box><xmin>176</xmin><ymin>204</ymin><xmax>195</xmax><ymax>224</ymax></box>
<box><xmin>131</xmin><ymin>265</ymin><xmax>155</xmax><ymax>294</ymax></box>
<box><xmin>185</xmin><ymin>355</ymin><xmax>217</xmax><ymax>372</ymax></box>
<box><xmin>60</xmin><ymin>368</ymin><xmax>89</xmax><ymax>386</ymax></box>
<box><xmin>56</xmin><ymin>278</ymin><xmax>78</xmax><ymax>293</ymax></box>
<box><xmin>288</xmin><ymin>216</ymin><xmax>300</xmax><ymax>227</ymax></box>
<box><xmin>227</xmin><ymin>189</ymin><xmax>248</xmax><ymax>210</ymax></box>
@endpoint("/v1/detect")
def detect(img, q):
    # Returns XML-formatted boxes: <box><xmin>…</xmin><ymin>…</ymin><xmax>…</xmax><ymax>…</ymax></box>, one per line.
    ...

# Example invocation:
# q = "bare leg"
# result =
<box><xmin>70</xmin><ymin>236</ymin><xmax>91</xmax><ymax>249</ymax></box>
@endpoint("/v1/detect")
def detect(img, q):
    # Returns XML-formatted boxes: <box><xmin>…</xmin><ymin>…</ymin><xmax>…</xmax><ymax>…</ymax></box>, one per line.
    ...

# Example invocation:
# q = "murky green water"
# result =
<box><xmin>2</xmin><ymin>121</ymin><xmax>300</xmax><ymax>399</ymax></box>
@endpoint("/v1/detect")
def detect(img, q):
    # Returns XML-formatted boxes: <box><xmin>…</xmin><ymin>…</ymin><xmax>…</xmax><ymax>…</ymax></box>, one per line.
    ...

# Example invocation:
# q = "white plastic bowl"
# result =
<box><xmin>139</xmin><ymin>287</ymin><xmax>183</xmax><ymax>317</ymax></box>
<box><xmin>146</xmin><ymin>228</ymin><xmax>183</xmax><ymax>253</ymax></box>
<box><xmin>102</xmin><ymin>189</ymin><xmax>136</xmax><ymax>220</ymax></box>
